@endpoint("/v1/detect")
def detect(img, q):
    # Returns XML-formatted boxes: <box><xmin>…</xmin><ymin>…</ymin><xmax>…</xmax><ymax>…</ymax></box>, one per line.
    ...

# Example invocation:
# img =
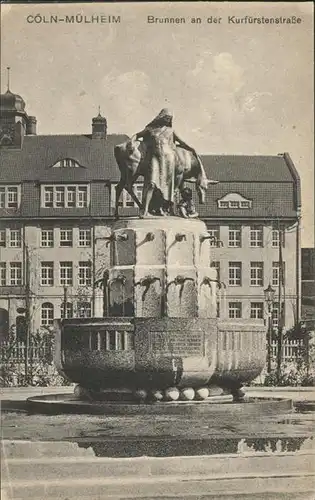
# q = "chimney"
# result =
<box><xmin>26</xmin><ymin>116</ymin><xmax>37</xmax><ymax>135</ymax></box>
<box><xmin>14</xmin><ymin>120</ymin><xmax>25</xmax><ymax>148</ymax></box>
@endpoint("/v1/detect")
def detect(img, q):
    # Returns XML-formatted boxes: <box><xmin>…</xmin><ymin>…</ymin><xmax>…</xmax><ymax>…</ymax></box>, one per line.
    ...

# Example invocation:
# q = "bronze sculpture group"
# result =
<box><xmin>114</xmin><ymin>108</ymin><xmax>218</xmax><ymax>218</ymax></box>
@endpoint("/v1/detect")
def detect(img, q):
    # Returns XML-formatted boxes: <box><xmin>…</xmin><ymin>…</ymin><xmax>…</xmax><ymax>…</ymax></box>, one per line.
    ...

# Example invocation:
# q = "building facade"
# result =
<box><xmin>0</xmin><ymin>88</ymin><xmax>301</xmax><ymax>340</ymax></box>
<box><xmin>301</xmin><ymin>247</ymin><xmax>315</xmax><ymax>328</ymax></box>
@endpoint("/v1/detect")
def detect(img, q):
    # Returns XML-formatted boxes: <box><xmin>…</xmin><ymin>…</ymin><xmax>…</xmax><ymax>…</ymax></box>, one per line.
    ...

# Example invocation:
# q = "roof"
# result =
<box><xmin>0</xmin><ymin>134</ymin><xmax>129</xmax><ymax>182</ymax></box>
<box><xmin>195</xmin><ymin>181</ymin><xmax>297</xmax><ymax>219</ymax></box>
<box><xmin>1</xmin><ymin>134</ymin><xmax>297</xmax><ymax>183</ymax></box>
<box><xmin>198</xmin><ymin>154</ymin><xmax>299</xmax><ymax>217</ymax></box>
<box><xmin>0</xmin><ymin>134</ymin><xmax>300</xmax><ymax>219</ymax></box>
<box><xmin>0</xmin><ymin>89</ymin><xmax>26</xmax><ymax>112</ymax></box>
<box><xmin>201</xmin><ymin>155</ymin><xmax>294</xmax><ymax>182</ymax></box>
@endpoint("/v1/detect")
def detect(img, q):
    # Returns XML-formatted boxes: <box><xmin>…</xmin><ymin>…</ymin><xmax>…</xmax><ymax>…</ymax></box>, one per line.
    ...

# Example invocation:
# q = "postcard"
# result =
<box><xmin>1</xmin><ymin>2</ymin><xmax>314</xmax><ymax>499</ymax></box>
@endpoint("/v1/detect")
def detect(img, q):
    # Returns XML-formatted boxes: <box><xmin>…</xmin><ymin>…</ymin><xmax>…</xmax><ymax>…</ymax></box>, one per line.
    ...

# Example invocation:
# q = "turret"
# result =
<box><xmin>92</xmin><ymin>108</ymin><xmax>107</xmax><ymax>139</ymax></box>
<box><xmin>0</xmin><ymin>67</ymin><xmax>37</xmax><ymax>147</ymax></box>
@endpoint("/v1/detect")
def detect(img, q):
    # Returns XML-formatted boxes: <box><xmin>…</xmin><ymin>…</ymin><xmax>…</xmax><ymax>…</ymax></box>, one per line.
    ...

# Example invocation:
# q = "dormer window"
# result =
<box><xmin>240</xmin><ymin>201</ymin><xmax>251</xmax><ymax>208</ymax></box>
<box><xmin>219</xmin><ymin>201</ymin><xmax>229</xmax><ymax>208</ymax></box>
<box><xmin>217</xmin><ymin>193</ymin><xmax>252</xmax><ymax>209</ymax></box>
<box><xmin>41</xmin><ymin>185</ymin><xmax>89</xmax><ymax>208</ymax></box>
<box><xmin>0</xmin><ymin>185</ymin><xmax>20</xmax><ymax>209</ymax></box>
<box><xmin>52</xmin><ymin>158</ymin><xmax>80</xmax><ymax>168</ymax></box>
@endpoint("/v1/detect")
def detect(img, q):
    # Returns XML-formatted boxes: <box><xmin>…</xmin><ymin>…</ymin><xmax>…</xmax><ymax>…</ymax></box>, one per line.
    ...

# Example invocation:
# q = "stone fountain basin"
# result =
<box><xmin>26</xmin><ymin>393</ymin><xmax>293</xmax><ymax>416</ymax></box>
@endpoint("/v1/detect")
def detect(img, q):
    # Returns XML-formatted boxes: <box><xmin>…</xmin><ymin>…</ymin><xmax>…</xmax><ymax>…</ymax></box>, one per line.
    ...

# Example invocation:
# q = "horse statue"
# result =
<box><xmin>114</xmin><ymin>138</ymin><xmax>218</xmax><ymax>218</ymax></box>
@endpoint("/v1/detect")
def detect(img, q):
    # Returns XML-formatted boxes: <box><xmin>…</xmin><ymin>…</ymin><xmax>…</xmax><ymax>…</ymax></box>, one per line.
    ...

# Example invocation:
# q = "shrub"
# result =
<box><xmin>263</xmin><ymin>359</ymin><xmax>315</xmax><ymax>387</ymax></box>
<box><xmin>0</xmin><ymin>329</ymin><xmax>71</xmax><ymax>387</ymax></box>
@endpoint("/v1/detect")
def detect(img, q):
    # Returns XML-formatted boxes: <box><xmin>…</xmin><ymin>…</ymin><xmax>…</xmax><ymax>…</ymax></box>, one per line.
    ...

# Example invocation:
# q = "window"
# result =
<box><xmin>218</xmin><ymin>196</ymin><xmax>252</xmax><ymax>209</ymax></box>
<box><xmin>77</xmin><ymin>187</ymin><xmax>88</xmax><ymax>208</ymax></box>
<box><xmin>207</xmin><ymin>226</ymin><xmax>220</xmax><ymax>247</ymax></box>
<box><xmin>272</xmin><ymin>302</ymin><xmax>285</xmax><ymax>331</ymax></box>
<box><xmin>60</xmin><ymin>228</ymin><xmax>73</xmax><ymax>247</ymax></box>
<box><xmin>0</xmin><ymin>263</ymin><xmax>6</xmax><ymax>285</ymax></box>
<box><xmin>41</xmin><ymin>302</ymin><xmax>54</xmax><ymax>326</ymax></box>
<box><xmin>67</xmin><ymin>187</ymin><xmax>76</xmax><ymax>207</ymax></box>
<box><xmin>211</xmin><ymin>261</ymin><xmax>220</xmax><ymax>281</ymax></box>
<box><xmin>78</xmin><ymin>261</ymin><xmax>92</xmax><ymax>286</ymax></box>
<box><xmin>250</xmin><ymin>302</ymin><xmax>264</xmax><ymax>319</ymax></box>
<box><xmin>41</xmin><ymin>262</ymin><xmax>54</xmax><ymax>286</ymax></box>
<box><xmin>41</xmin><ymin>228</ymin><xmax>54</xmax><ymax>247</ymax></box>
<box><xmin>42</xmin><ymin>185</ymin><xmax>89</xmax><ymax>208</ymax></box>
<box><xmin>7</xmin><ymin>187</ymin><xmax>18</xmax><ymax>208</ymax></box>
<box><xmin>10</xmin><ymin>262</ymin><xmax>22</xmax><ymax>285</ymax></box>
<box><xmin>78</xmin><ymin>228</ymin><xmax>91</xmax><ymax>247</ymax></box>
<box><xmin>0</xmin><ymin>186</ymin><xmax>20</xmax><ymax>209</ymax></box>
<box><xmin>53</xmin><ymin>159</ymin><xmax>79</xmax><ymax>168</ymax></box>
<box><xmin>112</xmin><ymin>183</ymin><xmax>143</xmax><ymax>208</ymax></box>
<box><xmin>60</xmin><ymin>302</ymin><xmax>73</xmax><ymax>319</ymax></box>
<box><xmin>77</xmin><ymin>301</ymin><xmax>91</xmax><ymax>318</ymax></box>
<box><xmin>228</xmin><ymin>226</ymin><xmax>242</xmax><ymax>247</ymax></box>
<box><xmin>229</xmin><ymin>302</ymin><xmax>242</xmax><ymax>319</ymax></box>
<box><xmin>60</xmin><ymin>262</ymin><xmax>73</xmax><ymax>286</ymax></box>
<box><xmin>272</xmin><ymin>227</ymin><xmax>285</xmax><ymax>248</ymax></box>
<box><xmin>55</xmin><ymin>187</ymin><xmax>65</xmax><ymax>207</ymax></box>
<box><xmin>250</xmin><ymin>226</ymin><xmax>263</xmax><ymax>247</ymax></box>
<box><xmin>240</xmin><ymin>201</ymin><xmax>251</xmax><ymax>208</ymax></box>
<box><xmin>272</xmin><ymin>261</ymin><xmax>285</xmax><ymax>287</ymax></box>
<box><xmin>44</xmin><ymin>187</ymin><xmax>54</xmax><ymax>208</ymax></box>
<box><xmin>9</xmin><ymin>229</ymin><xmax>21</xmax><ymax>248</ymax></box>
<box><xmin>219</xmin><ymin>201</ymin><xmax>229</xmax><ymax>208</ymax></box>
<box><xmin>228</xmin><ymin>262</ymin><xmax>242</xmax><ymax>286</ymax></box>
<box><xmin>250</xmin><ymin>262</ymin><xmax>264</xmax><ymax>286</ymax></box>
<box><xmin>0</xmin><ymin>229</ymin><xmax>5</xmax><ymax>247</ymax></box>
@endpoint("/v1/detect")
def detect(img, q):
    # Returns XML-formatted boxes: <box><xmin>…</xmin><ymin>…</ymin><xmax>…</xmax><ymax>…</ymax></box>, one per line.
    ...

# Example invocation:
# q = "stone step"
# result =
<box><xmin>1</xmin><ymin>440</ymin><xmax>95</xmax><ymax>459</ymax></box>
<box><xmin>2</xmin><ymin>440</ymin><xmax>314</xmax><ymax>499</ymax></box>
<box><xmin>2</xmin><ymin>452</ymin><xmax>315</xmax><ymax>481</ymax></box>
<box><xmin>2</xmin><ymin>475</ymin><xmax>315</xmax><ymax>499</ymax></box>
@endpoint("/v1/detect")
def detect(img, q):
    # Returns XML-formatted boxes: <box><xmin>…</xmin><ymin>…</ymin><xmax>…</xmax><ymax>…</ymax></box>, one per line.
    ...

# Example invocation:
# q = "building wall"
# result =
<box><xmin>0</xmin><ymin>216</ymin><xmax>299</xmax><ymax>335</ymax></box>
<box><xmin>301</xmin><ymin>247</ymin><xmax>315</xmax><ymax>327</ymax></box>
<box><xmin>1</xmin><ymin>95</ymin><xmax>301</xmax><ymax>339</ymax></box>
<box><xmin>208</xmin><ymin>222</ymin><xmax>298</xmax><ymax>328</ymax></box>
<box><xmin>0</xmin><ymin>220</ymin><xmax>113</xmax><ymax>336</ymax></box>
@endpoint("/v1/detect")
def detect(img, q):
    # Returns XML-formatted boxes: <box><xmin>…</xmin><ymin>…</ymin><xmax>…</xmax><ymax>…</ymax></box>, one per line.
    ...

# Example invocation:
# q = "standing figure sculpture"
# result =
<box><xmin>178</xmin><ymin>187</ymin><xmax>199</xmax><ymax>219</ymax></box>
<box><xmin>114</xmin><ymin>108</ymin><xmax>218</xmax><ymax>218</ymax></box>
<box><xmin>131</xmin><ymin>108</ymin><xmax>201</xmax><ymax>216</ymax></box>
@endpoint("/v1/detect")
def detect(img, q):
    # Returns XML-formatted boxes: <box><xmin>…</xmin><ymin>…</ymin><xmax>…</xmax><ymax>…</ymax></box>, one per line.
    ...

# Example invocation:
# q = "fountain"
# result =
<box><xmin>37</xmin><ymin>215</ymin><xmax>270</xmax><ymax>407</ymax></box>
<box><xmin>10</xmin><ymin>111</ymin><xmax>311</xmax><ymax>500</ymax></box>
<box><xmin>27</xmin><ymin>112</ymin><xmax>287</xmax><ymax>413</ymax></box>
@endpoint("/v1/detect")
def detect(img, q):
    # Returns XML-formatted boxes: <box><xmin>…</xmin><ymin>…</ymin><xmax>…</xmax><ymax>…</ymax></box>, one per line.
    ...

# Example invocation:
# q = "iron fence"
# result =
<box><xmin>0</xmin><ymin>340</ymin><xmax>53</xmax><ymax>362</ymax></box>
<box><xmin>271</xmin><ymin>339</ymin><xmax>305</xmax><ymax>361</ymax></box>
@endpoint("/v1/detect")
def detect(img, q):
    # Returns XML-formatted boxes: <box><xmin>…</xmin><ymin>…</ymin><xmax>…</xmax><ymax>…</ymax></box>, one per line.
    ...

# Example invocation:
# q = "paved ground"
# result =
<box><xmin>1</xmin><ymin>386</ymin><xmax>315</xmax><ymax>445</ymax></box>
<box><xmin>1</xmin><ymin>386</ymin><xmax>315</xmax><ymax>499</ymax></box>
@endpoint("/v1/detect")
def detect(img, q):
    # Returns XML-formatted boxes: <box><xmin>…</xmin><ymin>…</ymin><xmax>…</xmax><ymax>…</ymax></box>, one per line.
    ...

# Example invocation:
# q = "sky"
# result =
<box><xmin>1</xmin><ymin>2</ymin><xmax>314</xmax><ymax>247</ymax></box>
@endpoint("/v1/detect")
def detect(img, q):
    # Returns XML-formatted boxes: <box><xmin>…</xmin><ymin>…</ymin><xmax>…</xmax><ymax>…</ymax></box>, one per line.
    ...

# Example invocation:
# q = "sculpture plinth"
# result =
<box><xmin>54</xmin><ymin>217</ymin><xmax>266</xmax><ymax>402</ymax></box>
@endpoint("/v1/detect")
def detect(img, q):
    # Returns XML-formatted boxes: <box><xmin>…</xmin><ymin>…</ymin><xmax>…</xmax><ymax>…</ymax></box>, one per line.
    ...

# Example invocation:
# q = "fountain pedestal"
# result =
<box><xmin>54</xmin><ymin>217</ymin><xmax>266</xmax><ymax>401</ymax></box>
